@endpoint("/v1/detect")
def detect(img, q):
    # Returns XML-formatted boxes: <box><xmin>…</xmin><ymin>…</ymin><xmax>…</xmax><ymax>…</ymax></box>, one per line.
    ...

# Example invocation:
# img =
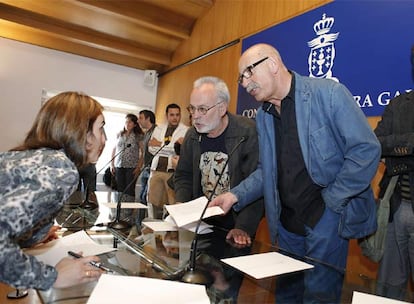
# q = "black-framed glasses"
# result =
<box><xmin>187</xmin><ymin>101</ymin><xmax>223</xmax><ymax>115</ymax></box>
<box><xmin>237</xmin><ymin>57</ymin><xmax>269</xmax><ymax>84</ymax></box>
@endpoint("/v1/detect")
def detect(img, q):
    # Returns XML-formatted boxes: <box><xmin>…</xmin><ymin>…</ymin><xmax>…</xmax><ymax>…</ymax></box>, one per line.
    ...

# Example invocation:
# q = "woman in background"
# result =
<box><xmin>111</xmin><ymin>113</ymin><xmax>144</xmax><ymax>222</ymax></box>
<box><xmin>0</xmin><ymin>92</ymin><xmax>107</xmax><ymax>290</ymax></box>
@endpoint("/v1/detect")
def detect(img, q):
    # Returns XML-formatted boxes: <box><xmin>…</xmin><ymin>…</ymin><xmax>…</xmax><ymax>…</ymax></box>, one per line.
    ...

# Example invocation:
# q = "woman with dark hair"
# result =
<box><xmin>110</xmin><ymin>114</ymin><xmax>144</xmax><ymax>222</ymax></box>
<box><xmin>0</xmin><ymin>91</ymin><xmax>107</xmax><ymax>290</ymax></box>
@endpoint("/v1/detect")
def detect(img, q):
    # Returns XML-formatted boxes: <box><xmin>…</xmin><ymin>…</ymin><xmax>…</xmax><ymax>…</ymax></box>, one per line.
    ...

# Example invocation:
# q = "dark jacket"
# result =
<box><xmin>374</xmin><ymin>91</ymin><xmax>414</xmax><ymax>220</ymax></box>
<box><xmin>174</xmin><ymin>113</ymin><xmax>264</xmax><ymax>238</ymax></box>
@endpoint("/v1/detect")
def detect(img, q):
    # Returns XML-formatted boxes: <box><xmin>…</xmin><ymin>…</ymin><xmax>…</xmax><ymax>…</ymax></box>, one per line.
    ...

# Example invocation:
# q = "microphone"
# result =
<box><xmin>181</xmin><ymin>136</ymin><xmax>247</xmax><ymax>285</ymax></box>
<box><xmin>108</xmin><ymin>140</ymin><xmax>170</xmax><ymax>230</ymax></box>
<box><xmin>80</xmin><ymin>144</ymin><xmax>132</xmax><ymax>210</ymax></box>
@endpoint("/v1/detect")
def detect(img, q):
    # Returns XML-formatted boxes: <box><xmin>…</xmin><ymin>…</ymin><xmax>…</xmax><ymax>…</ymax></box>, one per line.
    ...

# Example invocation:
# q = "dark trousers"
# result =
<box><xmin>113</xmin><ymin>167</ymin><xmax>136</xmax><ymax>224</ymax></box>
<box><xmin>115</xmin><ymin>167</ymin><xmax>136</xmax><ymax>198</ymax></box>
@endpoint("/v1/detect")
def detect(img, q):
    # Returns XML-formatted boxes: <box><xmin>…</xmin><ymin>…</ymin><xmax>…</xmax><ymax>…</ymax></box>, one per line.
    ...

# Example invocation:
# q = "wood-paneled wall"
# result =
<box><xmin>156</xmin><ymin>0</ymin><xmax>332</xmax><ymax>124</ymax></box>
<box><xmin>155</xmin><ymin>0</ymin><xmax>385</xmax><ymax>281</ymax></box>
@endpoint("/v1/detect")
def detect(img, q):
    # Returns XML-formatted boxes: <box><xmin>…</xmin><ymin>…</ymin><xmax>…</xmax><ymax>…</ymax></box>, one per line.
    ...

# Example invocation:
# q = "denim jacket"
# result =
<box><xmin>231</xmin><ymin>72</ymin><xmax>381</xmax><ymax>243</ymax></box>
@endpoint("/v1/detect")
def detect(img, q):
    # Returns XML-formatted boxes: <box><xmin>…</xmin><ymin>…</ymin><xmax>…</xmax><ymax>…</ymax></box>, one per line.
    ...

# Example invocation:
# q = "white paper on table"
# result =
<box><xmin>143</xmin><ymin>220</ymin><xmax>178</xmax><ymax>232</ymax></box>
<box><xmin>221</xmin><ymin>252</ymin><xmax>314</xmax><ymax>279</ymax></box>
<box><xmin>143</xmin><ymin>216</ymin><xmax>213</xmax><ymax>234</ymax></box>
<box><xmin>102</xmin><ymin>202</ymin><xmax>148</xmax><ymax>209</ymax></box>
<box><xmin>352</xmin><ymin>291</ymin><xmax>409</xmax><ymax>304</ymax></box>
<box><xmin>165</xmin><ymin>196</ymin><xmax>223</xmax><ymax>227</ymax></box>
<box><xmin>25</xmin><ymin>230</ymin><xmax>115</xmax><ymax>266</ymax></box>
<box><xmin>166</xmin><ymin>215</ymin><xmax>213</xmax><ymax>234</ymax></box>
<box><xmin>180</xmin><ymin>220</ymin><xmax>213</xmax><ymax>234</ymax></box>
<box><xmin>87</xmin><ymin>274</ymin><xmax>210</xmax><ymax>304</ymax></box>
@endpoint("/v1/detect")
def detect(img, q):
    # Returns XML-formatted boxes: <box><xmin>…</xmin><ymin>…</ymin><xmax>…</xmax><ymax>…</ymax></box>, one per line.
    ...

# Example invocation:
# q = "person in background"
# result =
<box><xmin>147</xmin><ymin>103</ymin><xmax>188</xmax><ymax>219</ymax></box>
<box><xmin>137</xmin><ymin>110</ymin><xmax>157</xmax><ymax>205</ymax></box>
<box><xmin>174</xmin><ymin>76</ymin><xmax>264</xmax><ymax>245</ymax></box>
<box><xmin>0</xmin><ymin>91</ymin><xmax>107</xmax><ymax>290</ymax></box>
<box><xmin>134</xmin><ymin>109</ymin><xmax>156</xmax><ymax>232</ymax></box>
<box><xmin>374</xmin><ymin>46</ymin><xmax>414</xmax><ymax>300</ymax></box>
<box><xmin>209</xmin><ymin>43</ymin><xmax>381</xmax><ymax>303</ymax></box>
<box><xmin>110</xmin><ymin>113</ymin><xmax>144</xmax><ymax>224</ymax></box>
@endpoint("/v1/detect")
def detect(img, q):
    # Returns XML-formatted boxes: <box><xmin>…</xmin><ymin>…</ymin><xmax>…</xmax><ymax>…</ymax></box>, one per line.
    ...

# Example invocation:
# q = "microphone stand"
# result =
<box><xmin>107</xmin><ymin>176</ymin><xmax>137</xmax><ymax>230</ymax></box>
<box><xmin>79</xmin><ymin>144</ymin><xmax>132</xmax><ymax>210</ymax></box>
<box><xmin>181</xmin><ymin>136</ymin><xmax>246</xmax><ymax>285</ymax></box>
<box><xmin>79</xmin><ymin>182</ymin><xmax>98</xmax><ymax>210</ymax></box>
<box><xmin>108</xmin><ymin>141</ymin><xmax>170</xmax><ymax>230</ymax></box>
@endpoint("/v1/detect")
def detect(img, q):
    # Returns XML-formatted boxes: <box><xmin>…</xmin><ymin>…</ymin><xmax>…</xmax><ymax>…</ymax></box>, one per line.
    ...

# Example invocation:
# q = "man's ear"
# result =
<box><xmin>268</xmin><ymin>57</ymin><xmax>279</xmax><ymax>75</ymax></box>
<box><xmin>219</xmin><ymin>102</ymin><xmax>228</xmax><ymax>116</ymax></box>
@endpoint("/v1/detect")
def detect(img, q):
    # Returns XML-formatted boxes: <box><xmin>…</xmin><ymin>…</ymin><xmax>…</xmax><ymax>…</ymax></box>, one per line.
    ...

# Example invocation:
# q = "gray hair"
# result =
<box><xmin>193</xmin><ymin>76</ymin><xmax>230</xmax><ymax>104</ymax></box>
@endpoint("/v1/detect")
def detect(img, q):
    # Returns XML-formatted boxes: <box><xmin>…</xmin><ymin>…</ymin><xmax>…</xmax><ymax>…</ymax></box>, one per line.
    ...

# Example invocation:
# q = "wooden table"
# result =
<box><xmin>0</xmin><ymin>282</ymin><xmax>41</xmax><ymax>304</ymax></box>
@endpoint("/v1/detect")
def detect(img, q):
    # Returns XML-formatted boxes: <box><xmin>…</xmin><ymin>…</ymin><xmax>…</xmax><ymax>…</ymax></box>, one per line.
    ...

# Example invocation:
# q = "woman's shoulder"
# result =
<box><xmin>1</xmin><ymin>148</ymin><xmax>76</xmax><ymax>171</ymax></box>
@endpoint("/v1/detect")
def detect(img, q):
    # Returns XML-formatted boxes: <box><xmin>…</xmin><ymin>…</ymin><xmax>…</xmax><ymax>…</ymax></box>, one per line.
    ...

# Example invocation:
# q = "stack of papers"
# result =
<box><xmin>143</xmin><ymin>196</ymin><xmax>224</xmax><ymax>234</ymax></box>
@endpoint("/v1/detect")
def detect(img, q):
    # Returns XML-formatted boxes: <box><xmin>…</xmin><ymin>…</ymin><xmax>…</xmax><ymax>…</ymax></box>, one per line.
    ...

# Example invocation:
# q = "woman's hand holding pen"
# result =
<box><xmin>53</xmin><ymin>251</ymin><xmax>104</xmax><ymax>288</ymax></box>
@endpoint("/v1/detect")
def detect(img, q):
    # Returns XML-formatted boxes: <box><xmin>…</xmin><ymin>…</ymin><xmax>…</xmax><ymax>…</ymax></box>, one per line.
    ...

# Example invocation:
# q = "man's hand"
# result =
<box><xmin>149</xmin><ymin>138</ymin><xmax>162</xmax><ymax>147</ymax></box>
<box><xmin>133</xmin><ymin>166</ymin><xmax>141</xmax><ymax>177</ymax></box>
<box><xmin>208</xmin><ymin>192</ymin><xmax>238</xmax><ymax>214</ymax></box>
<box><xmin>176</xmin><ymin>137</ymin><xmax>185</xmax><ymax>145</ymax></box>
<box><xmin>171</xmin><ymin>155</ymin><xmax>179</xmax><ymax>169</ymax></box>
<box><xmin>226</xmin><ymin>228</ymin><xmax>251</xmax><ymax>247</ymax></box>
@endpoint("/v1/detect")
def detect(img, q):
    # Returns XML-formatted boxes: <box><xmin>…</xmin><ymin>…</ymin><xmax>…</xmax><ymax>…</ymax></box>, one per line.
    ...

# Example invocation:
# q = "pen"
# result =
<box><xmin>68</xmin><ymin>251</ymin><xmax>113</xmax><ymax>273</ymax></box>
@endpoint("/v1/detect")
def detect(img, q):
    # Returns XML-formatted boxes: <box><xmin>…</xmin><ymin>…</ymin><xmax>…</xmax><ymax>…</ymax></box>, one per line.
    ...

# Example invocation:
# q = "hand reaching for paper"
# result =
<box><xmin>208</xmin><ymin>192</ymin><xmax>238</xmax><ymax>215</ymax></box>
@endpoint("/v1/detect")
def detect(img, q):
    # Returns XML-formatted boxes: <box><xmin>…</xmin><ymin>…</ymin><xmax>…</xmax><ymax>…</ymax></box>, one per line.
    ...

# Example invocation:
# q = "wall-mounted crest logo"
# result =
<box><xmin>307</xmin><ymin>14</ymin><xmax>340</xmax><ymax>82</ymax></box>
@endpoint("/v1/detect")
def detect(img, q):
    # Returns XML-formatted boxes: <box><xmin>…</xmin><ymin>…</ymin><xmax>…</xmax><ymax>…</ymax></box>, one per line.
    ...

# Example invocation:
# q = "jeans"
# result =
<box><xmin>139</xmin><ymin>167</ymin><xmax>150</xmax><ymax>204</ymax></box>
<box><xmin>275</xmin><ymin>207</ymin><xmax>348</xmax><ymax>304</ymax></box>
<box><xmin>135</xmin><ymin>168</ymin><xmax>150</xmax><ymax>230</ymax></box>
<box><xmin>376</xmin><ymin>200</ymin><xmax>414</xmax><ymax>301</ymax></box>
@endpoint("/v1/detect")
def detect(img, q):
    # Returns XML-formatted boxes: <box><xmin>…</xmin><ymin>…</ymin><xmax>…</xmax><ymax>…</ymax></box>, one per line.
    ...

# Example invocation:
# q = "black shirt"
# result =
<box><xmin>156</xmin><ymin>125</ymin><xmax>177</xmax><ymax>171</ymax></box>
<box><xmin>263</xmin><ymin>75</ymin><xmax>324</xmax><ymax>236</ymax></box>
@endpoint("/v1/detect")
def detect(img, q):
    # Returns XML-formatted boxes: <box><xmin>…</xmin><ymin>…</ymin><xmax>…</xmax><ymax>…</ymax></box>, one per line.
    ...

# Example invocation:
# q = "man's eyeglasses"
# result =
<box><xmin>187</xmin><ymin>101</ymin><xmax>223</xmax><ymax>115</ymax></box>
<box><xmin>237</xmin><ymin>57</ymin><xmax>269</xmax><ymax>84</ymax></box>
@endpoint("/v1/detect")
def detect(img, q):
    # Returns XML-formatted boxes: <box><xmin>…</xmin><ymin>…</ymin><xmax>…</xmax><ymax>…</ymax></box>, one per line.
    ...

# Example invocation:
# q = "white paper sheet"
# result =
<box><xmin>352</xmin><ymin>291</ymin><xmax>409</xmax><ymax>304</ymax></box>
<box><xmin>180</xmin><ymin>221</ymin><xmax>213</xmax><ymax>234</ymax></box>
<box><xmin>165</xmin><ymin>196</ymin><xmax>223</xmax><ymax>227</ymax></box>
<box><xmin>101</xmin><ymin>202</ymin><xmax>148</xmax><ymax>209</ymax></box>
<box><xmin>143</xmin><ymin>216</ymin><xmax>213</xmax><ymax>234</ymax></box>
<box><xmin>25</xmin><ymin>230</ymin><xmax>115</xmax><ymax>266</ymax></box>
<box><xmin>143</xmin><ymin>220</ymin><xmax>178</xmax><ymax>231</ymax></box>
<box><xmin>87</xmin><ymin>274</ymin><xmax>210</xmax><ymax>304</ymax></box>
<box><xmin>221</xmin><ymin>252</ymin><xmax>314</xmax><ymax>279</ymax></box>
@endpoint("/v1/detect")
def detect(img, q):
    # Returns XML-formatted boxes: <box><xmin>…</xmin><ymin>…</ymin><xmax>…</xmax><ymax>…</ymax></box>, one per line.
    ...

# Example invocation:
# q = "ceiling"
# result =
<box><xmin>0</xmin><ymin>0</ymin><xmax>214</xmax><ymax>73</ymax></box>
